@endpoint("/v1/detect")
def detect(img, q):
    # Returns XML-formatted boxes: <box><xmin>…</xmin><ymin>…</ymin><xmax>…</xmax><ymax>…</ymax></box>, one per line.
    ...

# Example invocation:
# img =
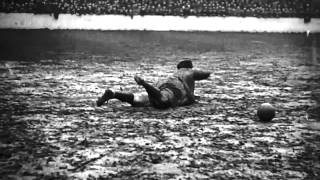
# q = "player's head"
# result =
<box><xmin>177</xmin><ymin>60</ymin><xmax>193</xmax><ymax>69</ymax></box>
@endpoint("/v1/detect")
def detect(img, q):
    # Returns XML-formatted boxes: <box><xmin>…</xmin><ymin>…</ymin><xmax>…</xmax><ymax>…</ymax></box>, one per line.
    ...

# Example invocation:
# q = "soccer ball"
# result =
<box><xmin>257</xmin><ymin>103</ymin><xmax>275</xmax><ymax>122</ymax></box>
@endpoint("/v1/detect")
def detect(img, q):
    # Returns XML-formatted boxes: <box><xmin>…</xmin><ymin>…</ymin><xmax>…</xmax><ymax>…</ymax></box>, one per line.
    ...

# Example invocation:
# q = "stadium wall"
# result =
<box><xmin>0</xmin><ymin>13</ymin><xmax>320</xmax><ymax>33</ymax></box>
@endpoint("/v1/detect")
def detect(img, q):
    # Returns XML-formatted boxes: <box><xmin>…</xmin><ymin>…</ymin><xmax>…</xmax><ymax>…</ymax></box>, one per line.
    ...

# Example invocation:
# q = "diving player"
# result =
<box><xmin>96</xmin><ymin>60</ymin><xmax>211</xmax><ymax>109</ymax></box>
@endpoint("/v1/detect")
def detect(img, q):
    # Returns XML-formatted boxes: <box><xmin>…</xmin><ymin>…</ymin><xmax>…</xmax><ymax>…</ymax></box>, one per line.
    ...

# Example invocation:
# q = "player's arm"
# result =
<box><xmin>193</xmin><ymin>70</ymin><xmax>211</xmax><ymax>80</ymax></box>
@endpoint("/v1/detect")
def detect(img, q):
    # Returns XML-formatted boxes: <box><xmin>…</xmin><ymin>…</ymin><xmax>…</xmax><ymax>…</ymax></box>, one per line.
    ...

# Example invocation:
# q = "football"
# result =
<box><xmin>257</xmin><ymin>103</ymin><xmax>276</xmax><ymax>122</ymax></box>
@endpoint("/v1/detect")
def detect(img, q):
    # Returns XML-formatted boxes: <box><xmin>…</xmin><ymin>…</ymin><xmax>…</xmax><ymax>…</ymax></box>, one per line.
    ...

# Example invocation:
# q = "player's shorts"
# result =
<box><xmin>159</xmin><ymin>83</ymin><xmax>183</xmax><ymax>100</ymax></box>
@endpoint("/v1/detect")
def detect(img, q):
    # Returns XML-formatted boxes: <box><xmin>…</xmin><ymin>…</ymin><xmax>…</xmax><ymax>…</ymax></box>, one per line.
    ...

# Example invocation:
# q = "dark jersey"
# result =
<box><xmin>156</xmin><ymin>68</ymin><xmax>210</xmax><ymax>106</ymax></box>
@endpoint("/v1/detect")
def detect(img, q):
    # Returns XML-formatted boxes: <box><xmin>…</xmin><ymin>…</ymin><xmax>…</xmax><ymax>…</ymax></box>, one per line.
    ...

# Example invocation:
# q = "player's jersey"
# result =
<box><xmin>156</xmin><ymin>68</ymin><xmax>196</xmax><ymax>106</ymax></box>
<box><xmin>132</xmin><ymin>68</ymin><xmax>210</xmax><ymax>108</ymax></box>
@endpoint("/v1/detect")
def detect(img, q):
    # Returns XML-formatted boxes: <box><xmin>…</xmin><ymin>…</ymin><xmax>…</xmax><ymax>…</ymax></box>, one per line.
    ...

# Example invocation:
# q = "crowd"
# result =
<box><xmin>0</xmin><ymin>0</ymin><xmax>319</xmax><ymax>18</ymax></box>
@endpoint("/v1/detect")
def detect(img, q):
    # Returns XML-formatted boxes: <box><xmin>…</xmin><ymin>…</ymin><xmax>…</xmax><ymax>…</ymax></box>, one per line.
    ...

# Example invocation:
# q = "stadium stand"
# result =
<box><xmin>0</xmin><ymin>0</ymin><xmax>319</xmax><ymax>19</ymax></box>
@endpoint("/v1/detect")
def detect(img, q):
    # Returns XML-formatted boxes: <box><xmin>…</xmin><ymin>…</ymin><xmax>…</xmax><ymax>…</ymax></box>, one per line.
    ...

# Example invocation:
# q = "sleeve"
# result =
<box><xmin>193</xmin><ymin>70</ymin><xmax>211</xmax><ymax>80</ymax></box>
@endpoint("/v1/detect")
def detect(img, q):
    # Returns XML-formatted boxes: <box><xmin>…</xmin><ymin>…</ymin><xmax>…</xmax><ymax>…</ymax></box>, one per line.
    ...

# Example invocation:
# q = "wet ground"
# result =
<box><xmin>0</xmin><ymin>30</ymin><xmax>320</xmax><ymax>179</ymax></box>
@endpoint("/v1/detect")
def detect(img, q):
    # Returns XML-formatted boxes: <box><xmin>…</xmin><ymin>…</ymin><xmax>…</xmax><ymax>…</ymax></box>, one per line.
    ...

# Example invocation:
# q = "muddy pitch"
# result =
<box><xmin>0</xmin><ymin>30</ymin><xmax>320</xmax><ymax>179</ymax></box>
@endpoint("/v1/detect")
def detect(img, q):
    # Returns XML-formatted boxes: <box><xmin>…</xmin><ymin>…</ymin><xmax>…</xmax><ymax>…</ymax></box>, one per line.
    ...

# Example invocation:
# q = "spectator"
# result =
<box><xmin>0</xmin><ymin>0</ymin><xmax>318</xmax><ymax>19</ymax></box>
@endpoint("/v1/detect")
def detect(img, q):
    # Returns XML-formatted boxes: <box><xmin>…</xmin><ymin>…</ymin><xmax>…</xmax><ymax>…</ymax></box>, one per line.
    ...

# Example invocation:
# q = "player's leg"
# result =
<box><xmin>96</xmin><ymin>89</ymin><xmax>150</xmax><ymax>107</ymax></box>
<box><xmin>96</xmin><ymin>89</ymin><xmax>134</xmax><ymax>107</ymax></box>
<box><xmin>131</xmin><ymin>92</ymin><xmax>150</xmax><ymax>107</ymax></box>
<box><xmin>134</xmin><ymin>75</ymin><xmax>162</xmax><ymax>100</ymax></box>
<box><xmin>134</xmin><ymin>75</ymin><xmax>171</xmax><ymax>109</ymax></box>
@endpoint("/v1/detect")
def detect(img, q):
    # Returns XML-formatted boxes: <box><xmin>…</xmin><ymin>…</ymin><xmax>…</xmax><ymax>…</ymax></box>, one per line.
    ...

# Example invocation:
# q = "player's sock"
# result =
<box><xmin>114</xmin><ymin>92</ymin><xmax>134</xmax><ymax>104</ymax></box>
